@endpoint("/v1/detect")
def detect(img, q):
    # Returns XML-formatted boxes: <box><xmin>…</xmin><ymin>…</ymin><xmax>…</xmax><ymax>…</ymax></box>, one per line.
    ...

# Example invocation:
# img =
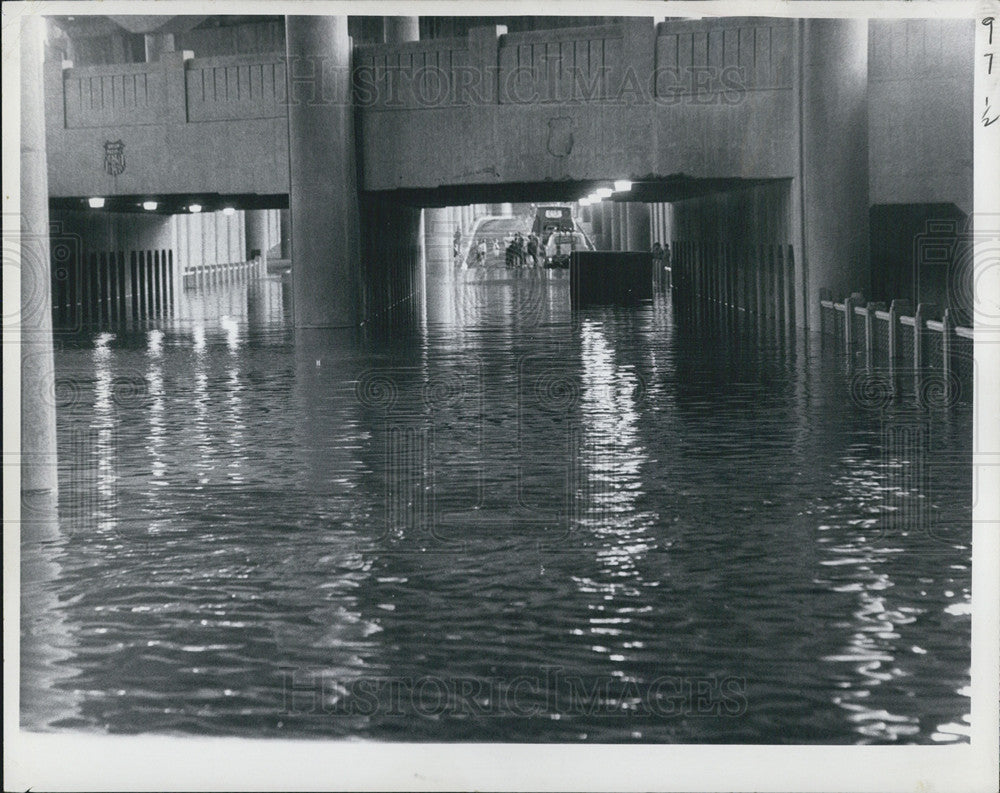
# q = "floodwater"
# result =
<box><xmin>22</xmin><ymin>270</ymin><xmax>973</xmax><ymax>743</ymax></box>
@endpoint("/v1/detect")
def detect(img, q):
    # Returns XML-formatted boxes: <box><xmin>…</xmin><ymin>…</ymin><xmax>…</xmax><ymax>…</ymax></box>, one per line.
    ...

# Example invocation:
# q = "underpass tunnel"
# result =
<box><xmin>45</xmin><ymin>195</ymin><xmax>290</xmax><ymax>330</ymax></box>
<box><xmin>361</xmin><ymin>176</ymin><xmax>792</xmax><ymax>329</ymax></box>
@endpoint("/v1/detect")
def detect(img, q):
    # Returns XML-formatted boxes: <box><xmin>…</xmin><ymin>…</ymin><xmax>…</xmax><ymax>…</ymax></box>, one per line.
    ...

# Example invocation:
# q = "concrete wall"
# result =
<box><xmin>53</xmin><ymin>208</ymin><xmax>175</xmax><ymax>257</ymax></box>
<box><xmin>669</xmin><ymin>181</ymin><xmax>797</xmax><ymax>322</ymax></box>
<box><xmin>360</xmin><ymin>195</ymin><xmax>424</xmax><ymax>326</ymax></box>
<box><xmin>868</xmin><ymin>19</ymin><xmax>974</xmax><ymax>213</ymax></box>
<box><xmin>356</xmin><ymin>18</ymin><xmax>796</xmax><ymax>191</ymax></box>
<box><xmin>671</xmin><ymin>181</ymin><xmax>793</xmax><ymax>248</ymax></box>
<box><xmin>49</xmin><ymin>209</ymin><xmax>180</xmax><ymax>327</ymax></box>
<box><xmin>174</xmin><ymin>210</ymin><xmax>246</xmax><ymax>270</ymax></box>
<box><xmin>866</xmin><ymin>19</ymin><xmax>974</xmax><ymax>314</ymax></box>
<box><xmin>53</xmin><ymin>208</ymin><xmax>252</xmax><ymax>271</ymax></box>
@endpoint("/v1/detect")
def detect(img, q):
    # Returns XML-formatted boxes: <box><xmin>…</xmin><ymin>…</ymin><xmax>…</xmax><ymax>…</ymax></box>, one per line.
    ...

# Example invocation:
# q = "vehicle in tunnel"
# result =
<box><xmin>532</xmin><ymin>205</ymin><xmax>575</xmax><ymax>237</ymax></box>
<box><xmin>544</xmin><ymin>228</ymin><xmax>593</xmax><ymax>268</ymax></box>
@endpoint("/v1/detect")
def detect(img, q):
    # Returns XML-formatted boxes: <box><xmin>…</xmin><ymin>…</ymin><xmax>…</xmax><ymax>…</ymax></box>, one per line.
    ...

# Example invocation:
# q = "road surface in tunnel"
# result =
<box><xmin>26</xmin><ymin>270</ymin><xmax>972</xmax><ymax>744</ymax></box>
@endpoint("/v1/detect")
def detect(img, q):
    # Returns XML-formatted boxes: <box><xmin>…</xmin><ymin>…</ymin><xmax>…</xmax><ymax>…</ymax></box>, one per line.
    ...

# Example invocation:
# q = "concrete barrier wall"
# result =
<box><xmin>499</xmin><ymin>24</ymin><xmax>625</xmax><ymax>104</ymax></box>
<box><xmin>63</xmin><ymin>61</ymin><xmax>168</xmax><ymax>128</ymax></box>
<box><xmin>354</xmin><ymin>36</ymin><xmax>472</xmax><ymax>111</ymax></box>
<box><xmin>669</xmin><ymin>181</ymin><xmax>796</xmax><ymax>325</ymax></box>
<box><xmin>46</xmin><ymin>52</ymin><xmax>289</xmax><ymax>197</ymax></box>
<box><xmin>356</xmin><ymin>18</ymin><xmax>797</xmax><ymax>191</ymax></box>
<box><xmin>185</xmin><ymin>53</ymin><xmax>287</xmax><ymax>122</ymax></box>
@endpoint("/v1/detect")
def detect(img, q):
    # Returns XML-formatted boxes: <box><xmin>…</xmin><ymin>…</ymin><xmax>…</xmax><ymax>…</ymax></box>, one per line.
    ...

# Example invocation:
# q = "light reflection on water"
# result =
<box><xmin>25</xmin><ymin>273</ymin><xmax>972</xmax><ymax>743</ymax></box>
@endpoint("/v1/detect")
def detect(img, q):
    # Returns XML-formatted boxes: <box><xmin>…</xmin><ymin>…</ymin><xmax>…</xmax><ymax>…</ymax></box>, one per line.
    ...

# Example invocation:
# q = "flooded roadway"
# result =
<box><xmin>23</xmin><ymin>270</ymin><xmax>972</xmax><ymax>743</ymax></box>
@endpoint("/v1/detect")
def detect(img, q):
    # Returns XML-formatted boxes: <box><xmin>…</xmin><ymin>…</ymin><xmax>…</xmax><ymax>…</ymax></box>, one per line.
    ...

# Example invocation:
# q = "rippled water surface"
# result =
<box><xmin>23</xmin><ymin>271</ymin><xmax>972</xmax><ymax>743</ymax></box>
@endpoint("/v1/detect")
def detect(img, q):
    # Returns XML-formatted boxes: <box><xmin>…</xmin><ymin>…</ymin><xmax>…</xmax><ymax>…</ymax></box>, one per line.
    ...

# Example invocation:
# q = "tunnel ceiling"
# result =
<box><xmin>378</xmin><ymin>176</ymin><xmax>787</xmax><ymax>208</ymax></box>
<box><xmin>49</xmin><ymin>193</ymin><xmax>289</xmax><ymax>214</ymax></box>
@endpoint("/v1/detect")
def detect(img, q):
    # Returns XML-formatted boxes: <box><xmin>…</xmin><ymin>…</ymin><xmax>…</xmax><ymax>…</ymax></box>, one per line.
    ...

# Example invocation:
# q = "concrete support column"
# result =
<box><xmin>384</xmin><ymin>16</ymin><xmax>419</xmax><ymax>44</ymax></box>
<box><xmin>286</xmin><ymin>16</ymin><xmax>361</xmax><ymax>327</ymax></box>
<box><xmin>279</xmin><ymin>209</ymin><xmax>291</xmax><ymax>258</ymax></box>
<box><xmin>171</xmin><ymin>215</ymin><xmax>185</xmax><ymax>300</ymax></box>
<box><xmin>597</xmin><ymin>201</ymin><xmax>614</xmax><ymax>251</ymax></box>
<box><xmin>626</xmin><ymin>202</ymin><xmax>651</xmax><ymax>251</ymax></box>
<box><xmin>144</xmin><ymin>32</ymin><xmax>175</xmax><ymax>62</ymax></box>
<box><xmin>500</xmin><ymin>202</ymin><xmax>513</xmax><ymax>216</ymax></box>
<box><xmin>611</xmin><ymin>204</ymin><xmax>623</xmax><ymax>251</ymax></box>
<box><xmin>424</xmin><ymin>207</ymin><xmax>456</xmax><ymax>276</ymax></box>
<box><xmin>245</xmin><ymin>209</ymin><xmax>270</xmax><ymax>262</ymax></box>
<box><xmin>21</xmin><ymin>15</ymin><xmax>57</xmax><ymax>494</ymax></box>
<box><xmin>795</xmin><ymin>19</ymin><xmax>869</xmax><ymax>329</ymax></box>
<box><xmin>591</xmin><ymin>204</ymin><xmax>604</xmax><ymax>250</ymax></box>
<box><xmin>651</xmin><ymin>203</ymin><xmax>663</xmax><ymax>247</ymax></box>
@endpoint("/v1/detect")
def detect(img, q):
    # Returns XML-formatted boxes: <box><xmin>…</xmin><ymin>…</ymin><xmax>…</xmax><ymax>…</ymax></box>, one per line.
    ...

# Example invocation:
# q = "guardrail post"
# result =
<box><xmin>888</xmin><ymin>299</ymin><xmax>909</xmax><ymax>361</ymax></box>
<box><xmin>913</xmin><ymin>302</ymin><xmax>936</xmax><ymax>371</ymax></box>
<box><xmin>843</xmin><ymin>293</ymin><xmax>855</xmax><ymax>351</ymax></box>
<box><xmin>865</xmin><ymin>302</ymin><xmax>884</xmax><ymax>367</ymax></box>
<box><xmin>941</xmin><ymin>307</ymin><xmax>952</xmax><ymax>384</ymax></box>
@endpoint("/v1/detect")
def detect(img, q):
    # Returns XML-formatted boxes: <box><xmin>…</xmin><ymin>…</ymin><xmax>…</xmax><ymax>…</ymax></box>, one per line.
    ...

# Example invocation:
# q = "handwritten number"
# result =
<box><xmin>983</xmin><ymin>19</ymin><xmax>996</xmax><ymax>126</ymax></box>
<box><xmin>984</xmin><ymin>98</ymin><xmax>999</xmax><ymax>127</ymax></box>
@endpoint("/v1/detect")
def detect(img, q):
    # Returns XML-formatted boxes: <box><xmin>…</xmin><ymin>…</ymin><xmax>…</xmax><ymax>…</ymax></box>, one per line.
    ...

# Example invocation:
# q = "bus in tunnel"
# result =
<box><xmin>531</xmin><ymin>205</ymin><xmax>575</xmax><ymax>237</ymax></box>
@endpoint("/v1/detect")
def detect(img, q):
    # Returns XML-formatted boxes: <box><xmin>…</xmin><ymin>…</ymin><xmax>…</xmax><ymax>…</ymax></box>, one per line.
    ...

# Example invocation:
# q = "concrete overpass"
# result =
<box><xmin>41</xmin><ymin>15</ymin><xmax>974</xmax><ymax>329</ymax></box>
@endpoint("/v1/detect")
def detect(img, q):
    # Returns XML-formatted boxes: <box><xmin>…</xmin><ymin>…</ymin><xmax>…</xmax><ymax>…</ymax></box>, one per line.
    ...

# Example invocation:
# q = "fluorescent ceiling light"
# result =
<box><xmin>142</xmin><ymin>201</ymin><xmax>157</xmax><ymax>211</ymax></box>
<box><xmin>189</xmin><ymin>204</ymin><xmax>202</xmax><ymax>213</ymax></box>
<box><xmin>88</xmin><ymin>197</ymin><xmax>105</xmax><ymax>209</ymax></box>
<box><xmin>614</xmin><ymin>180</ymin><xmax>633</xmax><ymax>192</ymax></box>
<box><xmin>222</xmin><ymin>207</ymin><xmax>235</xmax><ymax>216</ymax></box>
<box><xmin>595</xmin><ymin>188</ymin><xmax>613</xmax><ymax>199</ymax></box>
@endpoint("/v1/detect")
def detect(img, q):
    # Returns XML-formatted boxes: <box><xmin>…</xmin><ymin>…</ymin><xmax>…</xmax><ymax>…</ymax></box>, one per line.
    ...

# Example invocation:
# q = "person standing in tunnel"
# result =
<box><xmin>526</xmin><ymin>233</ymin><xmax>540</xmax><ymax>267</ymax></box>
